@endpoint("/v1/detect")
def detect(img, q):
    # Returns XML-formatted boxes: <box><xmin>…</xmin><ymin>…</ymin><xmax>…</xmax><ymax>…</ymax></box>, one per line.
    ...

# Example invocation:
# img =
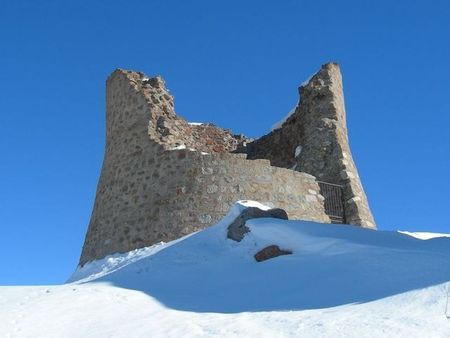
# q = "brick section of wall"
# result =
<box><xmin>247</xmin><ymin>63</ymin><xmax>376</xmax><ymax>229</ymax></box>
<box><xmin>79</xmin><ymin>70</ymin><xmax>329</xmax><ymax>265</ymax></box>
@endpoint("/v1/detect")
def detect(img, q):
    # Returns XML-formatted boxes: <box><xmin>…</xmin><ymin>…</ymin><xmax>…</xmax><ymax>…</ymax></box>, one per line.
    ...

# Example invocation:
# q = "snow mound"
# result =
<box><xmin>2</xmin><ymin>200</ymin><xmax>450</xmax><ymax>337</ymax></box>
<box><xmin>69</xmin><ymin>200</ymin><xmax>271</xmax><ymax>283</ymax></box>
<box><xmin>69</xmin><ymin>200</ymin><xmax>450</xmax><ymax>314</ymax></box>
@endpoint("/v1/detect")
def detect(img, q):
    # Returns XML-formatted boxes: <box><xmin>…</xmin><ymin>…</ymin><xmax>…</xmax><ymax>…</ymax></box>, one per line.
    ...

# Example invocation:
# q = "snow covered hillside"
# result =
<box><xmin>1</xmin><ymin>201</ymin><xmax>450</xmax><ymax>337</ymax></box>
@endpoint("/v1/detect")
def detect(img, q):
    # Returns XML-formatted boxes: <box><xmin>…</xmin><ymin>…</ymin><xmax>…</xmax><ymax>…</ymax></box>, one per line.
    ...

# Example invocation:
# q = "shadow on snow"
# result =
<box><xmin>90</xmin><ymin>221</ymin><xmax>450</xmax><ymax>313</ymax></box>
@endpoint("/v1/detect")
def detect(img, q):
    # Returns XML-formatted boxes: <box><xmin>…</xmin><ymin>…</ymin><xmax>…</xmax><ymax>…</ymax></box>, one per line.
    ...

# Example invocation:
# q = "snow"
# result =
<box><xmin>294</xmin><ymin>145</ymin><xmax>302</xmax><ymax>157</ymax></box>
<box><xmin>67</xmin><ymin>241</ymin><xmax>169</xmax><ymax>283</ymax></box>
<box><xmin>171</xmin><ymin>145</ymin><xmax>208</xmax><ymax>154</ymax></box>
<box><xmin>271</xmin><ymin>69</ymin><xmax>325</xmax><ymax>131</ymax></box>
<box><xmin>271</xmin><ymin>70</ymin><xmax>320</xmax><ymax>131</ymax></box>
<box><xmin>300</xmin><ymin>73</ymin><xmax>314</xmax><ymax>87</ymax></box>
<box><xmin>188</xmin><ymin>122</ymin><xmax>204</xmax><ymax>126</ymax></box>
<box><xmin>399</xmin><ymin>231</ymin><xmax>450</xmax><ymax>240</ymax></box>
<box><xmin>271</xmin><ymin>105</ymin><xmax>297</xmax><ymax>131</ymax></box>
<box><xmin>1</xmin><ymin>200</ymin><xmax>450</xmax><ymax>337</ymax></box>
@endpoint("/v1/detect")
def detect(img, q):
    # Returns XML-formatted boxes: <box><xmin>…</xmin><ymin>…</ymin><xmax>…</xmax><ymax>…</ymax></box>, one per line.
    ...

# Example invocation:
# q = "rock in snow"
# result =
<box><xmin>254</xmin><ymin>245</ymin><xmax>292</xmax><ymax>262</ymax></box>
<box><xmin>227</xmin><ymin>205</ymin><xmax>289</xmax><ymax>242</ymax></box>
<box><xmin>1</xmin><ymin>200</ymin><xmax>450</xmax><ymax>338</ymax></box>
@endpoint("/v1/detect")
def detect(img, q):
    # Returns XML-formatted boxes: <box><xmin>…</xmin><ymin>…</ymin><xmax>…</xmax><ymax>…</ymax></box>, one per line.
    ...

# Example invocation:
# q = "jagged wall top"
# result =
<box><xmin>108</xmin><ymin>69</ymin><xmax>250</xmax><ymax>154</ymax></box>
<box><xmin>247</xmin><ymin>63</ymin><xmax>376</xmax><ymax>228</ymax></box>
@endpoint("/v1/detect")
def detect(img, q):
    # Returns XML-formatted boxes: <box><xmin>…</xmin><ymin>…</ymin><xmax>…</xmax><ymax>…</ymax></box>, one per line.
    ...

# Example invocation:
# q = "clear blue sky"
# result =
<box><xmin>1</xmin><ymin>0</ymin><xmax>449</xmax><ymax>285</ymax></box>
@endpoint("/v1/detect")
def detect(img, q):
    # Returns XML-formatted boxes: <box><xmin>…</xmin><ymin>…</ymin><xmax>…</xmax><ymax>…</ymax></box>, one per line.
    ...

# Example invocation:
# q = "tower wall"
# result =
<box><xmin>79</xmin><ymin>69</ymin><xmax>329</xmax><ymax>265</ymax></box>
<box><xmin>247</xmin><ymin>63</ymin><xmax>376</xmax><ymax>228</ymax></box>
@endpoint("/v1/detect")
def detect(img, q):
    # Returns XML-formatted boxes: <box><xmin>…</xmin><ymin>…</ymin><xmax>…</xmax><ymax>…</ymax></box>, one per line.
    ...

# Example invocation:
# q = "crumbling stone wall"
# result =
<box><xmin>80</xmin><ymin>64</ymin><xmax>376</xmax><ymax>265</ymax></box>
<box><xmin>113</xmin><ymin>70</ymin><xmax>251</xmax><ymax>154</ymax></box>
<box><xmin>246</xmin><ymin>63</ymin><xmax>376</xmax><ymax>228</ymax></box>
<box><xmin>80</xmin><ymin>70</ymin><xmax>328</xmax><ymax>265</ymax></box>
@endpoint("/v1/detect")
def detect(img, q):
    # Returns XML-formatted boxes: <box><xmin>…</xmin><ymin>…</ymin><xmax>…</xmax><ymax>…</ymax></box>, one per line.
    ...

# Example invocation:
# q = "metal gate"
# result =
<box><xmin>318</xmin><ymin>181</ymin><xmax>345</xmax><ymax>224</ymax></box>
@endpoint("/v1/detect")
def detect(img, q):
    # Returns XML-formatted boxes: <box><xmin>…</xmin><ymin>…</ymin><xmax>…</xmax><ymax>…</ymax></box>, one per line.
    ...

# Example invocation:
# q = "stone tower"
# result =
<box><xmin>247</xmin><ymin>63</ymin><xmax>375</xmax><ymax>228</ymax></box>
<box><xmin>79</xmin><ymin>63</ymin><xmax>375</xmax><ymax>265</ymax></box>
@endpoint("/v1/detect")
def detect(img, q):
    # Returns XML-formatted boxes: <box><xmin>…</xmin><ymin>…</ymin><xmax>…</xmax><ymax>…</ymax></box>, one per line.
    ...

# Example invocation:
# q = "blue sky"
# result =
<box><xmin>0</xmin><ymin>0</ymin><xmax>449</xmax><ymax>285</ymax></box>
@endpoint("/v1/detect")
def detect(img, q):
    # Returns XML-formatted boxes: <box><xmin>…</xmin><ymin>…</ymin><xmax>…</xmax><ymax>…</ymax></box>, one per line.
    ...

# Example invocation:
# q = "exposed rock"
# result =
<box><xmin>254</xmin><ymin>245</ymin><xmax>292</xmax><ymax>262</ymax></box>
<box><xmin>227</xmin><ymin>207</ymin><xmax>288</xmax><ymax>242</ymax></box>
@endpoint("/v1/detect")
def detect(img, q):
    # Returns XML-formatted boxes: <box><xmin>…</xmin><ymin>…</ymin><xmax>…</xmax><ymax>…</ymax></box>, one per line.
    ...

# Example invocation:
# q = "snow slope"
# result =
<box><xmin>1</xmin><ymin>201</ymin><xmax>450</xmax><ymax>337</ymax></box>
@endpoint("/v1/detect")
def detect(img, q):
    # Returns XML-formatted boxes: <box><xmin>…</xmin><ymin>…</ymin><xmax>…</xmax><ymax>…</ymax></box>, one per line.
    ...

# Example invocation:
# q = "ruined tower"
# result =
<box><xmin>247</xmin><ymin>63</ymin><xmax>375</xmax><ymax>228</ymax></box>
<box><xmin>79</xmin><ymin>63</ymin><xmax>375</xmax><ymax>265</ymax></box>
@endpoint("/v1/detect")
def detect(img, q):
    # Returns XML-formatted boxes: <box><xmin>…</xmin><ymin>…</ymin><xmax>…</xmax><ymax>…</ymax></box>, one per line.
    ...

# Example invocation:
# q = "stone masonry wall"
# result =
<box><xmin>247</xmin><ymin>63</ymin><xmax>376</xmax><ymax>228</ymax></box>
<box><xmin>115</xmin><ymin>70</ymin><xmax>252</xmax><ymax>153</ymax></box>
<box><xmin>79</xmin><ymin>70</ymin><xmax>329</xmax><ymax>265</ymax></box>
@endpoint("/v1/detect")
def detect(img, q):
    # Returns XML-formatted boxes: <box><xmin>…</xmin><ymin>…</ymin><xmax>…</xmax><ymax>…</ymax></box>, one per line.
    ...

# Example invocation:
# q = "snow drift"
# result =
<box><xmin>2</xmin><ymin>200</ymin><xmax>450</xmax><ymax>337</ymax></box>
<box><xmin>68</xmin><ymin>200</ymin><xmax>450</xmax><ymax>313</ymax></box>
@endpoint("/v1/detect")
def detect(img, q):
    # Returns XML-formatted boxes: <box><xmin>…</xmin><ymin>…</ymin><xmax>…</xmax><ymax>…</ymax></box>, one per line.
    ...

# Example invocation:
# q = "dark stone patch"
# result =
<box><xmin>227</xmin><ymin>206</ymin><xmax>288</xmax><ymax>242</ymax></box>
<box><xmin>254</xmin><ymin>245</ymin><xmax>292</xmax><ymax>262</ymax></box>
